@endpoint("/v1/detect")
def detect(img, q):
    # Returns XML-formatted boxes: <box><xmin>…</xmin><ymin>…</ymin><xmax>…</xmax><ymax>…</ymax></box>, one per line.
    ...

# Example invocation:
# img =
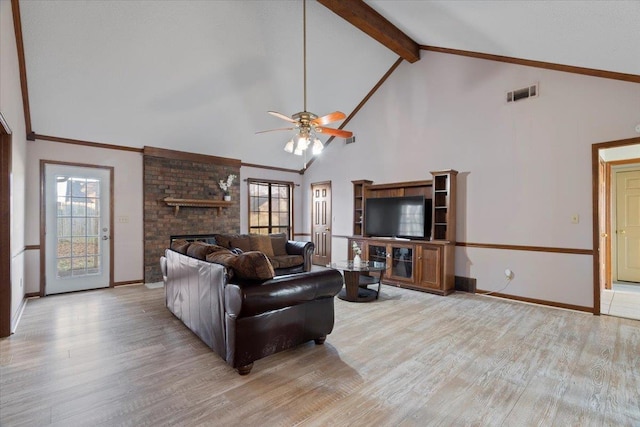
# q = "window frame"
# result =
<box><xmin>247</xmin><ymin>178</ymin><xmax>294</xmax><ymax>237</ymax></box>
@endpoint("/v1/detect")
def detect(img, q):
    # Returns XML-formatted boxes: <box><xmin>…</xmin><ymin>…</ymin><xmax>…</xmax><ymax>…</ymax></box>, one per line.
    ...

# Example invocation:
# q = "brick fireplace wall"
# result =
<box><xmin>143</xmin><ymin>147</ymin><xmax>241</xmax><ymax>283</ymax></box>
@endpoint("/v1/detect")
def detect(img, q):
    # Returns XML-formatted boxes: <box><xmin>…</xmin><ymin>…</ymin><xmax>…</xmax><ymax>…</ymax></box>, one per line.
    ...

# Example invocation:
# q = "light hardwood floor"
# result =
<box><xmin>1</xmin><ymin>284</ymin><xmax>639</xmax><ymax>426</ymax></box>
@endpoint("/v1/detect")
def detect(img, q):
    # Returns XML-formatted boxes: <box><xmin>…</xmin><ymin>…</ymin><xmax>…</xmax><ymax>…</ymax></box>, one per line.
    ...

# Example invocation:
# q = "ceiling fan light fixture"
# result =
<box><xmin>283</xmin><ymin>139</ymin><xmax>295</xmax><ymax>153</ymax></box>
<box><xmin>256</xmin><ymin>0</ymin><xmax>352</xmax><ymax>160</ymax></box>
<box><xmin>294</xmin><ymin>143</ymin><xmax>305</xmax><ymax>156</ymax></box>
<box><xmin>295</xmin><ymin>133</ymin><xmax>310</xmax><ymax>149</ymax></box>
<box><xmin>312</xmin><ymin>138</ymin><xmax>323</xmax><ymax>155</ymax></box>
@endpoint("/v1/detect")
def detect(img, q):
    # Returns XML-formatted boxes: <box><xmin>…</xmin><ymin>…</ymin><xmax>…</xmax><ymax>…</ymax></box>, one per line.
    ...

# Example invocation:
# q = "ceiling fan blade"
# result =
<box><xmin>255</xmin><ymin>127</ymin><xmax>294</xmax><ymax>135</ymax></box>
<box><xmin>268</xmin><ymin>111</ymin><xmax>297</xmax><ymax>124</ymax></box>
<box><xmin>311</xmin><ymin>111</ymin><xmax>346</xmax><ymax>126</ymax></box>
<box><xmin>315</xmin><ymin>127</ymin><xmax>353</xmax><ymax>138</ymax></box>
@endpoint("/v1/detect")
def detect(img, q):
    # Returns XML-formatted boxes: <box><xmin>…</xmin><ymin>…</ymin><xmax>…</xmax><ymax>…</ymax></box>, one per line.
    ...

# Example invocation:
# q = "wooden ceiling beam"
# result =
<box><xmin>317</xmin><ymin>0</ymin><xmax>420</xmax><ymax>63</ymax></box>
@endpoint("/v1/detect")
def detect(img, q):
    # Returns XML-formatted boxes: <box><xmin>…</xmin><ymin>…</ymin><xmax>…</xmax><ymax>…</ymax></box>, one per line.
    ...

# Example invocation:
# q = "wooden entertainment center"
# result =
<box><xmin>349</xmin><ymin>170</ymin><xmax>457</xmax><ymax>296</ymax></box>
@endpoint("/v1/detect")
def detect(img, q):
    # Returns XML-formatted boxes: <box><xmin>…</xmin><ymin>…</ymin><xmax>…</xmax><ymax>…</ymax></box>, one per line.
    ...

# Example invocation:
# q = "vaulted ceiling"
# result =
<box><xmin>17</xmin><ymin>0</ymin><xmax>640</xmax><ymax>170</ymax></box>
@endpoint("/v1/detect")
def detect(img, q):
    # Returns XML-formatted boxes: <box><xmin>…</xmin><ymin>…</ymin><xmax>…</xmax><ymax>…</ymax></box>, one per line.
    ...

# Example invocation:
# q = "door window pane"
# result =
<box><xmin>55</xmin><ymin>174</ymin><xmax>103</xmax><ymax>279</ymax></box>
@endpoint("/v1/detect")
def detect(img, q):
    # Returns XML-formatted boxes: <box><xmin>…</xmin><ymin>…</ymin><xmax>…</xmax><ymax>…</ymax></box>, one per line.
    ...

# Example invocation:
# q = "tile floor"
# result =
<box><xmin>601</xmin><ymin>283</ymin><xmax>640</xmax><ymax>321</ymax></box>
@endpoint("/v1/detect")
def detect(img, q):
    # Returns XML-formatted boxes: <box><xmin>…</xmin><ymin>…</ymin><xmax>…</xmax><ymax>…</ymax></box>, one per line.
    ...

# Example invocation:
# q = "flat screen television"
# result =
<box><xmin>365</xmin><ymin>196</ymin><xmax>431</xmax><ymax>239</ymax></box>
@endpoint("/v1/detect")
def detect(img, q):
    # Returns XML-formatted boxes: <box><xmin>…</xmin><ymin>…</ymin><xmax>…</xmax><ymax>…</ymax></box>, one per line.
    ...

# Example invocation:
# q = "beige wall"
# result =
<box><xmin>1</xmin><ymin>0</ymin><xmax>28</xmax><ymax>329</ymax></box>
<box><xmin>302</xmin><ymin>51</ymin><xmax>640</xmax><ymax>310</ymax></box>
<box><xmin>25</xmin><ymin>141</ymin><xmax>144</xmax><ymax>291</ymax></box>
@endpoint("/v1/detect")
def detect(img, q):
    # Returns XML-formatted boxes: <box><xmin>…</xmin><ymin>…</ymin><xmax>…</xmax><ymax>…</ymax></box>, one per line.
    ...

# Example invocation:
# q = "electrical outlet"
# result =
<box><xmin>571</xmin><ymin>214</ymin><xmax>579</xmax><ymax>224</ymax></box>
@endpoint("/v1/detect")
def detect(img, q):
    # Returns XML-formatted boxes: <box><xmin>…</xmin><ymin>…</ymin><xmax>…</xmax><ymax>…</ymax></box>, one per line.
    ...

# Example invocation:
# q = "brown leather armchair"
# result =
<box><xmin>162</xmin><ymin>248</ymin><xmax>343</xmax><ymax>375</ymax></box>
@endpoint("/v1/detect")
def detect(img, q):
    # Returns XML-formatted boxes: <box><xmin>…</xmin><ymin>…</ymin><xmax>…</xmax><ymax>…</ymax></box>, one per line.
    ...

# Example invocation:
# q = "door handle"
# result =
<box><xmin>601</xmin><ymin>233</ymin><xmax>608</xmax><ymax>237</ymax></box>
<box><xmin>325</xmin><ymin>228</ymin><xmax>331</xmax><ymax>232</ymax></box>
<box><xmin>102</xmin><ymin>236</ymin><xmax>110</xmax><ymax>240</ymax></box>
<box><xmin>618</xmin><ymin>230</ymin><xmax>626</xmax><ymax>234</ymax></box>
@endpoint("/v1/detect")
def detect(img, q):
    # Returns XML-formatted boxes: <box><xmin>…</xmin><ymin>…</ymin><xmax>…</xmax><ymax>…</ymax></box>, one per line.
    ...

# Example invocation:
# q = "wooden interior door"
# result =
<box><xmin>311</xmin><ymin>182</ymin><xmax>332</xmax><ymax>266</ymax></box>
<box><xmin>599</xmin><ymin>158</ymin><xmax>611</xmax><ymax>289</ymax></box>
<box><xmin>616</xmin><ymin>169</ymin><xmax>640</xmax><ymax>282</ymax></box>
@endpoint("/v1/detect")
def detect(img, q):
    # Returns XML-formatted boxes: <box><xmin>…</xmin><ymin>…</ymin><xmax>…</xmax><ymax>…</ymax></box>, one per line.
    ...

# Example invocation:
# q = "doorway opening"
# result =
<box><xmin>593</xmin><ymin>137</ymin><xmax>640</xmax><ymax>320</ymax></box>
<box><xmin>41</xmin><ymin>161</ymin><xmax>114</xmax><ymax>295</ymax></box>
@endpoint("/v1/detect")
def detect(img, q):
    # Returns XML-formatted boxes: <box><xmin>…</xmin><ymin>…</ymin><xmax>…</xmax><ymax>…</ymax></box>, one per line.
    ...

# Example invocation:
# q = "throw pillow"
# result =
<box><xmin>206</xmin><ymin>250</ymin><xmax>236</xmax><ymax>267</ymax></box>
<box><xmin>232</xmin><ymin>251</ymin><xmax>275</xmax><ymax>280</ymax></box>
<box><xmin>228</xmin><ymin>234</ymin><xmax>251</xmax><ymax>252</ymax></box>
<box><xmin>269</xmin><ymin>233</ymin><xmax>288</xmax><ymax>256</ymax></box>
<box><xmin>187</xmin><ymin>242</ymin><xmax>227</xmax><ymax>260</ymax></box>
<box><xmin>205</xmin><ymin>250</ymin><xmax>236</xmax><ymax>281</ymax></box>
<box><xmin>213</xmin><ymin>234</ymin><xmax>234</xmax><ymax>249</ymax></box>
<box><xmin>249</xmin><ymin>234</ymin><xmax>274</xmax><ymax>257</ymax></box>
<box><xmin>206</xmin><ymin>250</ymin><xmax>275</xmax><ymax>281</ymax></box>
<box><xmin>171</xmin><ymin>239</ymin><xmax>191</xmax><ymax>254</ymax></box>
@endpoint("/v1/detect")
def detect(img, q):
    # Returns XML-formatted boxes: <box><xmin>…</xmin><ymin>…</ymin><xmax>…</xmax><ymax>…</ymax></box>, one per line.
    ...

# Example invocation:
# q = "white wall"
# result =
<box><xmin>302</xmin><ymin>51</ymin><xmax>640</xmax><ymax>309</ymax></box>
<box><xmin>1</xmin><ymin>0</ymin><xmax>28</xmax><ymax>328</ymax></box>
<box><xmin>25</xmin><ymin>141</ymin><xmax>144</xmax><ymax>291</ymax></box>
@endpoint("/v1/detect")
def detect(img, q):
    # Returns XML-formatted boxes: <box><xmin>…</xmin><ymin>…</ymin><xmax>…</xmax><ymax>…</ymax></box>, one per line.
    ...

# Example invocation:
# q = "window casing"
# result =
<box><xmin>248</xmin><ymin>179</ymin><xmax>293</xmax><ymax>236</ymax></box>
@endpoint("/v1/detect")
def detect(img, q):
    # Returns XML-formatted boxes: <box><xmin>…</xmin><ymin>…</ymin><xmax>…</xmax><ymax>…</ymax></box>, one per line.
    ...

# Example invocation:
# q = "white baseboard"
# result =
<box><xmin>11</xmin><ymin>296</ymin><xmax>29</xmax><ymax>334</ymax></box>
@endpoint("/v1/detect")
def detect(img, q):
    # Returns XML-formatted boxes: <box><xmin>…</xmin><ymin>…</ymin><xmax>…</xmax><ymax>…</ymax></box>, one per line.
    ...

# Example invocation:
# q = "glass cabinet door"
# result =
<box><xmin>389</xmin><ymin>245</ymin><xmax>414</xmax><ymax>282</ymax></box>
<box><xmin>368</xmin><ymin>245</ymin><xmax>387</xmax><ymax>264</ymax></box>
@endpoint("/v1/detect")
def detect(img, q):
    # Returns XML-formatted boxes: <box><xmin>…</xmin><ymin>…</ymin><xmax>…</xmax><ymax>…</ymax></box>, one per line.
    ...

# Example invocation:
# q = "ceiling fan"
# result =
<box><xmin>256</xmin><ymin>0</ymin><xmax>353</xmax><ymax>156</ymax></box>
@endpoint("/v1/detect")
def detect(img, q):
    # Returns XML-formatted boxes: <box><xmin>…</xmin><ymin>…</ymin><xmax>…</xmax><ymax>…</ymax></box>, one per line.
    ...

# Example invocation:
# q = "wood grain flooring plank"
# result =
<box><xmin>551</xmin><ymin>315</ymin><xmax>619</xmax><ymax>426</ymax></box>
<box><xmin>1</xmin><ymin>284</ymin><xmax>639</xmax><ymax>426</ymax></box>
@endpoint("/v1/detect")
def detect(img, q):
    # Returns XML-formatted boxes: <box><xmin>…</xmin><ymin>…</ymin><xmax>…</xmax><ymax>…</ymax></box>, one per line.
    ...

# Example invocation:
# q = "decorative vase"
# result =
<box><xmin>224</xmin><ymin>195</ymin><xmax>231</xmax><ymax>201</ymax></box>
<box><xmin>353</xmin><ymin>254</ymin><xmax>361</xmax><ymax>265</ymax></box>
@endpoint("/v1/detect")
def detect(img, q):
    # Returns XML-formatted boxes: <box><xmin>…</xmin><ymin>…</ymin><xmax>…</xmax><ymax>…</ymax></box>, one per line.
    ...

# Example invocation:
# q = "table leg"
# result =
<box><xmin>338</xmin><ymin>270</ymin><xmax>377</xmax><ymax>302</ymax></box>
<box><xmin>344</xmin><ymin>270</ymin><xmax>360</xmax><ymax>301</ymax></box>
<box><xmin>376</xmin><ymin>268</ymin><xmax>385</xmax><ymax>299</ymax></box>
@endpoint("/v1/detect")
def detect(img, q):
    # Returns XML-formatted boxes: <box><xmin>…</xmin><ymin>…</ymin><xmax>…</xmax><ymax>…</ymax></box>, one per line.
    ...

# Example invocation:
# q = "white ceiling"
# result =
<box><xmin>18</xmin><ymin>0</ymin><xmax>640</xmax><ymax>170</ymax></box>
<box><xmin>369</xmin><ymin>0</ymin><xmax>640</xmax><ymax>75</ymax></box>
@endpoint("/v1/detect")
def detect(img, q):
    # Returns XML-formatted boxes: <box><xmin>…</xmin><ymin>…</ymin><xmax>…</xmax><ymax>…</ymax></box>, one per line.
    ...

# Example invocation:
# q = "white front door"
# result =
<box><xmin>616</xmin><ymin>169</ymin><xmax>640</xmax><ymax>283</ymax></box>
<box><xmin>45</xmin><ymin>164</ymin><xmax>112</xmax><ymax>294</ymax></box>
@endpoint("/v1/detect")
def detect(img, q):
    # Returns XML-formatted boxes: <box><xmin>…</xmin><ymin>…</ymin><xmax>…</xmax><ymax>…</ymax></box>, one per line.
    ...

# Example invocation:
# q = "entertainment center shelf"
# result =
<box><xmin>350</xmin><ymin>170</ymin><xmax>457</xmax><ymax>295</ymax></box>
<box><xmin>352</xmin><ymin>180</ymin><xmax>372</xmax><ymax>237</ymax></box>
<box><xmin>348</xmin><ymin>237</ymin><xmax>455</xmax><ymax>295</ymax></box>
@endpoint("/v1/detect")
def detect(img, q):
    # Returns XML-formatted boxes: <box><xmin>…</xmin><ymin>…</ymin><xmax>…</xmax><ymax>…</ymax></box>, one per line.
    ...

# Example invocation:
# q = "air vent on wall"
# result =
<box><xmin>506</xmin><ymin>83</ymin><xmax>538</xmax><ymax>103</ymax></box>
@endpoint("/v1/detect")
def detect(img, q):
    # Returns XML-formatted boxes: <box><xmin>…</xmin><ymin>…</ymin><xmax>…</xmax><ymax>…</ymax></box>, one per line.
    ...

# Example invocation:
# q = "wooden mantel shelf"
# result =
<box><xmin>163</xmin><ymin>197</ymin><xmax>233</xmax><ymax>216</ymax></box>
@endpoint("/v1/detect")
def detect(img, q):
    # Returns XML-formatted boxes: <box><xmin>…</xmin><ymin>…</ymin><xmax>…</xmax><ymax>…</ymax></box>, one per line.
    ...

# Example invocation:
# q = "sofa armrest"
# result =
<box><xmin>225</xmin><ymin>268</ymin><xmax>343</xmax><ymax>317</ymax></box>
<box><xmin>159</xmin><ymin>256</ymin><xmax>168</xmax><ymax>283</ymax></box>
<box><xmin>285</xmin><ymin>240</ymin><xmax>315</xmax><ymax>272</ymax></box>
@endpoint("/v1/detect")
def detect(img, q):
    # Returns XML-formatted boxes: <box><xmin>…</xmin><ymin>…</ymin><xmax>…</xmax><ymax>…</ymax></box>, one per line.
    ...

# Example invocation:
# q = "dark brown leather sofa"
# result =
<box><xmin>160</xmin><ymin>247</ymin><xmax>343</xmax><ymax>375</ymax></box>
<box><xmin>170</xmin><ymin>233</ymin><xmax>314</xmax><ymax>276</ymax></box>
